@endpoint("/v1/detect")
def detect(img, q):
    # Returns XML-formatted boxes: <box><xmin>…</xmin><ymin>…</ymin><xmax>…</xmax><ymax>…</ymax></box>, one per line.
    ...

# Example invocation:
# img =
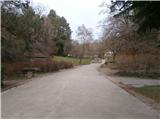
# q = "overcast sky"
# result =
<box><xmin>32</xmin><ymin>0</ymin><xmax>110</xmax><ymax>40</ymax></box>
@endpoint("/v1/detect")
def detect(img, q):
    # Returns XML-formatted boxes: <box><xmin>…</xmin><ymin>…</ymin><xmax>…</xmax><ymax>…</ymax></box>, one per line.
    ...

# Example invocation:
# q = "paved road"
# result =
<box><xmin>1</xmin><ymin>64</ymin><xmax>159</xmax><ymax>118</ymax></box>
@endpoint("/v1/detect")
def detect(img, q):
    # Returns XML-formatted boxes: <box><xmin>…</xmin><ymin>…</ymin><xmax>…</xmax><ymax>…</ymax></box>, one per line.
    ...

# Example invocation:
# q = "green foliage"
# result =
<box><xmin>135</xmin><ymin>85</ymin><xmax>160</xmax><ymax>103</ymax></box>
<box><xmin>110</xmin><ymin>1</ymin><xmax>160</xmax><ymax>32</ymax></box>
<box><xmin>48</xmin><ymin>9</ymin><xmax>72</xmax><ymax>55</ymax></box>
<box><xmin>1</xmin><ymin>0</ymin><xmax>72</xmax><ymax>62</ymax></box>
<box><xmin>56</xmin><ymin>40</ymin><xmax>65</xmax><ymax>55</ymax></box>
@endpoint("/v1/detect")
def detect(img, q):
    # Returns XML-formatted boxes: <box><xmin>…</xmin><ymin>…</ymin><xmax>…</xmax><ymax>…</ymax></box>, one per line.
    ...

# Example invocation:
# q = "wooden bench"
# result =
<box><xmin>23</xmin><ymin>67</ymin><xmax>40</xmax><ymax>78</ymax></box>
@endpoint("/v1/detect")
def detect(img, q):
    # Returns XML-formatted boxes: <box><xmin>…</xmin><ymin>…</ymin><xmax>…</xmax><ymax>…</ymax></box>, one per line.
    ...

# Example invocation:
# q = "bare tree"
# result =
<box><xmin>76</xmin><ymin>24</ymin><xmax>93</xmax><ymax>64</ymax></box>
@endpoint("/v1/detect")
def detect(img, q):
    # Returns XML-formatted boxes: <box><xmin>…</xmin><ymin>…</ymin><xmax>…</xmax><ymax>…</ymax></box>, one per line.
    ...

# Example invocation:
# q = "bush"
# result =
<box><xmin>59</xmin><ymin>61</ymin><xmax>73</xmax><ymax>69</ymax></box>
<box><xmin>30</xmin><ymin>60</ymin><xmax>73</xmax><ymax>72</ymax></box>
<box><xmin>114</xmin><ymin>54</ymin><xmax>160</xmax><ymax>77</ymax></box>
<box><xmin>2</xmin><ymin>59</ymin><xmax>73</xmax><ymax>77</ymax></box>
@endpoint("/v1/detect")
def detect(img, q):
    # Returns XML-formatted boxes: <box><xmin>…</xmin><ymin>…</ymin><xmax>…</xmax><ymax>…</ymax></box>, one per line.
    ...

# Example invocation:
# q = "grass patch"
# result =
<box><xmin>115</xmin><ymin>71</ymin><xmax>160</xmax><ymax>79</ymax></box>
<box><xmin>53</xmin><ymin>56</ymin><xmax>91</xmax><ymax>65</ymax></box>
<box><xmin>134</xmin><ymin>85</ymin><xmax>160</xmax><ymax>103</ymax></box>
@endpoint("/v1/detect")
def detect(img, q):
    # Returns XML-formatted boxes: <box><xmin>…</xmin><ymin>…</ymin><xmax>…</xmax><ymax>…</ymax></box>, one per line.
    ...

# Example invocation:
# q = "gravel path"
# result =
<box><xmin>2</xmin><ymin>64</ymin><xmax>159</xmax><ymax>118</ymax></box>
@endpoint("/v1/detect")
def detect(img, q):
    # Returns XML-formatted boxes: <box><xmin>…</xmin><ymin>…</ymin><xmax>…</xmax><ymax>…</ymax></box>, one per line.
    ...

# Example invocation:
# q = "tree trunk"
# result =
<box><xmin>113</xmin><ymin>52</ymin><xmax>116</xmax><ymax>62</ymax></box>
<box><xmin>79</xmin><ymin>57</ymin><xmax>82</xmax><ymax>64</ymax></box>
<box><xmin>145</xmin><ymin>63</ymin><xmax>151</xmax><ymax>74</ymax></box>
